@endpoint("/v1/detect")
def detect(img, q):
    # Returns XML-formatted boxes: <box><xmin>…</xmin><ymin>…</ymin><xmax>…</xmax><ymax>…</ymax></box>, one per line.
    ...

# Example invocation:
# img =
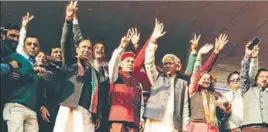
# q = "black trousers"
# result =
<box><xmin>38</xmin><ymin>106</ymin><xmax>59</xmax><ymax>132</ymax></box>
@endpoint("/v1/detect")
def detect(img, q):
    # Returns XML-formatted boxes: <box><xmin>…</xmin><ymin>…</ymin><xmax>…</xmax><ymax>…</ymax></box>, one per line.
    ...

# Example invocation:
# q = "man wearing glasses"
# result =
<box><xmin>221</xmin><ymin>48</ymin><xmax>258</xmax><ymax>132</ymax></box>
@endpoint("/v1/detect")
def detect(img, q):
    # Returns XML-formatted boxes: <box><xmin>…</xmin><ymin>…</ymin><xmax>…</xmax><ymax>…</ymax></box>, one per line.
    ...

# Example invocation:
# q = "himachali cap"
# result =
<box><xmin>121</xmin><ymin>51</ymin><xmax>135</xmax><ymax>61</ymax></box>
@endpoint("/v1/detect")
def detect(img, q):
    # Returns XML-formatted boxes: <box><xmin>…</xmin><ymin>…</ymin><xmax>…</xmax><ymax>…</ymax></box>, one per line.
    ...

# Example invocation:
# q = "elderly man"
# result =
<box><xmin>108</xmin><ymin>18</ymin><xmax>166</xmax><ymax>132</ymax></box>
<box><xmin>143</xmin><ymin>20</ymin><xmax>189</xmax><ymax>132</ymax></box>
<box><xmin>108</xmin><ymin>32</ymin><xmax>144</xmax><ymax>132</ymax></box>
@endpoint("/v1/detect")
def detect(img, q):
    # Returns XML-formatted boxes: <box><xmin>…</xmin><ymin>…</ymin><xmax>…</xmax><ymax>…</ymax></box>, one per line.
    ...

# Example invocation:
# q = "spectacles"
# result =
<box><xmin>230</xmin><ymin>78</ymin><xmax>240</xmax><ymax>83</ymax></box>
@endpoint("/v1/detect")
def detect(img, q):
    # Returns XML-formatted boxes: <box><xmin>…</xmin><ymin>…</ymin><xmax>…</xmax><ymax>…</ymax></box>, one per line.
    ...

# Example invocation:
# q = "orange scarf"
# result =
<box><xmin>201</xmin><ymin>90</ymin><xmax>216</xmax><ymax>126</ymax></box>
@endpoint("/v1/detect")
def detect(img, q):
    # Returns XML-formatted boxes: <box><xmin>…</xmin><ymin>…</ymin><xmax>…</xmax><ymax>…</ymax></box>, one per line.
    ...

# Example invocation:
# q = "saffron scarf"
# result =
<box><xmin>201</xmin><ymin>90</ymin><xmax>216</xmax><ymax>126</ymax></box>
<box><xmin>77</xmin><ymin>58</ymin><xmax>99</xmax><ymax>114</ymax></box>
<box><xmin>89</xmin><ymin>65</ymin><xmax>99</xmax><ymax>114</ymax></box>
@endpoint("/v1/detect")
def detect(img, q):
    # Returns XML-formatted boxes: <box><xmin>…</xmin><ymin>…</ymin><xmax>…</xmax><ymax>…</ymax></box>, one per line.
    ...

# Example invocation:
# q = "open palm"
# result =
<box><xmin>151</xmin><ymin>18</ymin><xmax>166</xmax><ymax>41</ymax></box>
<box><xmin>199</xmin><ymin>44</ymin><xmax>214</xmax><ymax>55</ymax></box>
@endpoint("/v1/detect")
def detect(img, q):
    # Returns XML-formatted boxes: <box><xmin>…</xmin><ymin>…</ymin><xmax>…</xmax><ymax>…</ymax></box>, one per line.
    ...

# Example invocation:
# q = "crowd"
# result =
<box><xmin>1</xmin><ymin>1</ymin><xmax>267</xmax><ymax>132</ymax></box>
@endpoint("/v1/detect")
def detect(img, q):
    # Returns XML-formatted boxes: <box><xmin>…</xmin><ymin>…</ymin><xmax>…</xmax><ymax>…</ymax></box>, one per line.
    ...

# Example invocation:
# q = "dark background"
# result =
<box><xmin>1</xmin><ymin>1</ymin><xmax>268</xmax><ymax>69</ymax></box>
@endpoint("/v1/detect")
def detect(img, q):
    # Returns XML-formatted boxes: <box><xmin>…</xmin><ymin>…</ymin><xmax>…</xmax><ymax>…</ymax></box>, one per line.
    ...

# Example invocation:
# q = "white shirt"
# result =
<box><xmin>161</xmin><ymin>75</ymin><xmax>176</xmax><ymax>125</ymax></box>
<box><xmin>17</xmin><ymin>28</ymin><xmax>35</xmax><ymax>66</ymax></box>
<box><xmin>222</xmin><ymin>88</ymin><xmax>243</xmax><ymax>129</ymax></box>
<box><xmin>144</xmin><ymin>42</ymin><xmax>189</xmax><ymax>131</ymax></box>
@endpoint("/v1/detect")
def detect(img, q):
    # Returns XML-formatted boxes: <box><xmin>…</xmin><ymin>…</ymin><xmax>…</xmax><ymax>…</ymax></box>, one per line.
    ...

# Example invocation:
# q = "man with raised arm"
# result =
<box><xmin>143</xmin><ymin>19</ymin><xmax>189</xmax><ymax>132</ymax></box>
<box><xmin>240</xmin><ymin>42</ymin><xmax>268</xmax><ymax>132</ymax></box>
<box><xmin>108</xmin><ymin>29</ymin><xmax>145</xmax><ymax>132</ymax></box>
<box><xmin>221</xmin><ymin>41</ymin><xmax>258</xmax><ymax>132</ymax></box>
<box><xmin>52</xmin><ymin>2</ymin><xmax>101</xmax><ymax>132</ymax></box>
<box><xmin>2</xmin><ymin>13</ymin><xmax>42</xmax><ymax>132</ymax></box>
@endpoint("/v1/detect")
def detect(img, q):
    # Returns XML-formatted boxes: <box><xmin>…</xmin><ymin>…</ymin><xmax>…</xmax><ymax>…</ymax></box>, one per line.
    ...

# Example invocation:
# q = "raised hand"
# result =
<box><xmin>65</xmin><ymin>1</ymin><xmax>78</xmax><ymax>21</ymax></box>
<box><xmin>73</xmin><ymin>1</ymin><xmax>79</xmax><ymax>19</ymax></box>
<box><xmin>151</xmin><ymin>18</ymin><xmax>166</xmax><ymax>43</ymax></box>
<box><xmin>129</xmin><ymin>28</ymin><xmax>140</xmax><ymax>47</ymax></box>
<box><xmin>245</xmin><ymin>41</ymin><xmax>259</xmax><ymax>58</ymax></box>
<box><xmin>190</xmin><ymin>34</ymin><xmax>201</xmax><ymax>54</ymax></box>
<box><xmin>119</xmin><ymin>36</ymin><xmax>131</xmax><ymax>49</ymax></box>
<box><xmin>119</xmin><ymin>29</ymin><xmax>133</xmax><ymax>49</ymax></box>
<box><xmin>214</xmin><ymin>33</ymin><xmax>229</xmax><ymax>54</ymax></box>
<box><xmin>251</xmin><ymin>45</ymin><xmax>259</xmax><ymax>58</ymax></box>
<box><xmin>22</xmin><ymin>12</ymin><xmax>34</xmax><ymax>28</ymax></box>
<box><xmin>198</xmin><ymin>44</ymin><xmax>214</xmax><ymax>57</ymax></box>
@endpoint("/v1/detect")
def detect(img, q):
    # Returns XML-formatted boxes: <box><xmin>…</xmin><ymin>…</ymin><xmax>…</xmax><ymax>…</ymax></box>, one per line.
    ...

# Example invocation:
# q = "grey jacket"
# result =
<box><xmin>58</xmin><ymin>20</ymin><xmax>83</xmax><ymax>108</ymax></box>
<box><xmin>143</xmin><ymin>43</ymin><xmax>190</xmax><ymax>130</ymax></box>
<box><xmin>58</xmin><ymin>21</ymin><xmax>100</xmax><ymax>111</ymax></box>
<box><xmin>240</xmin><ymin>57</ymin><xmax>268</xmax><ymax>126</ymax></box>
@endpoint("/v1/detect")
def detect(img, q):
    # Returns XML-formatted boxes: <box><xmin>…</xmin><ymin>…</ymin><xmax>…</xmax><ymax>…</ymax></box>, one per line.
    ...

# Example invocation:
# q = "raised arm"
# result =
<box><xmin>131</xmin><ymin>30</ymin><xmax>152</xmax><ymax>89</ymax></box>
<box><xmin>184</xmin><ymin>34</ymin><xmax>200</xmax><ymax>75</ymax></box>
<box><xmin>184</xmin><ymin>53</ymin><xmax>197</xmax><ymax>75</ymax></box>
<box><xmin>72</xmin><ymin>2</ymin><xmax>84</xmax><ymax>44</ymax></box>
<box><xmin>131</xmin><ymin>28</ymin><xmax>145</xmax><ymax>73</ymax></box>
<box><xmin>133</xmin><ymin>38</ymin><xmax>151</xmax><ymax>74</ymax></box>
<box><xmin>240</xmin><ymin>42</ymin><xmax>258</xmax><ymax>96</ymax></box>
<box><xmin>60</xmin><ymin>2</ymin><xmax>76</xmax><ymax>65</ymax></box>
<box><xmin>189</xmin><ymin>44</ymin><xmax>214</xmax><ymax>97</ymax></box>
<box><xmin>145</xmin><ymin>42</ymin><xmax>159</xmax><ymax>86</ymax></box>
<box><xmin>16</xmin><ymin>13</ymin><xmax>34</xmax><ymax>55</ymax></box>
<box><xmin>201</xmin><ymin>34</ymin><xmax>228</xmax><ymax>72</ymax></box>
<box><xmin>131</xmin><ymin>27</ymin><xmax>151</xmax><ymax>76</ymax></box>
<box><xmin>144</xmin><ymin>18</ymin><xmax>166</xmax><ymax>85</ymax></box>
<box><xmin>129</xmin><ymin>28</ymin><xmax>141</xmax><ymax>54</ymax></box>
<box><xmin>108</xmin><ymin>33</ymin><xmax>131</xmax><ymax>83</ymax></box>
<box><xmin>108</xmin><ymin>47</ymin><xmax>125</xmax><ymax>83</ymax></box>
<box><xmin>249</xmin><ymin>48</ymin><xmax>259</xmax><ymax>83</ymax></box>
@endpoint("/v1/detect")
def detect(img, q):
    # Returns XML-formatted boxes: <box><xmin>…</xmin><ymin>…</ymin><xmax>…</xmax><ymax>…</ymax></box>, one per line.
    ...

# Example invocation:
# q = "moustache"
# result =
<box><xmin>263</xmin><ymin>80</ymin><xmax>268</xmax><ymax>85</ymax></box>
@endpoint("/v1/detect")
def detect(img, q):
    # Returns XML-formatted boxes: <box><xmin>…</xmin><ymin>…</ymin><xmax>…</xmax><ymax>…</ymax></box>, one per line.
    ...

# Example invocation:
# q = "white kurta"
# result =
<box><xmin>53</xmin><ymin>105</ymin><xmax>95</xmax><ymax>132</ymax></box>
<box><xmin>222</xmin><ymin>89</ymin><xmax>243</xmax><ymax>130</ymax></box>
<box><xmin>144</xmin><ymin>75</ymin><xmax>177</xmax><ymax>132</ymax></box>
